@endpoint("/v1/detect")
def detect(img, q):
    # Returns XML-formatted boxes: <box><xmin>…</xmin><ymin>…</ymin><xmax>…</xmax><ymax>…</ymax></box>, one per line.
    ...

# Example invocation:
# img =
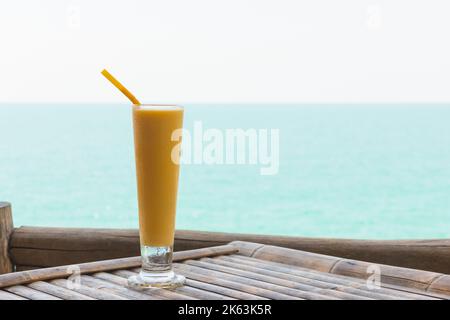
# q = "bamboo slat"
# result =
<box><xmin>184</xmin><ymin>259</ymin><xmax>367</xmax><ymax>300</ymax></box>
<box><xmin>175</xmin><ymin>284</ymin><xmax>234</xmax><ymax>300</ymax></box>
<box><xmin>4</xmin><ymin>285</ymin><xmax>61</xmax><ymax>300</ymax></box>
<box><xmin>203</xmin><ymin>257</ymin><xmax>400</xmax><ymax>300</ymax></box>
<box><xmin>111</xmin><ymin>269</ymin><xmax>141</xmax><ymax>278</ymax></box>
<box><xmin>174</xmin><ymin>265</ymin><xmax>297</xmax><ymax>300</ymax></box>
<box><xmin>175</xmin><ymin>263</ymin><xmax>315</xmax><ymax>300</ymax></box>
<box><xmin>50</xmin><ymin>279</ymin><xmax>123</xmax><ymax>300</ymax></box>
<box><xmin>219</xmin><ymin>255</ymin><xmax>433</xmax><ymax>300</ymax></box>
<box><xmin>231</xmin><ymin>241</ymin><xmax>450</xmax><ymax>298</ymax></box>
<box><xmin>28</xmin><ymin>281</ymin><xmax>95</xmax><ymax>300</ymax></box>
<box><xmin>0</xmin><ymin>290</ymin><xmax>27</xmax><ymax>300</ymax></box>
<box><xmin>185</xmin><ymin>278</ymin><xmax>268</xmax><ymax>300</ymax></box>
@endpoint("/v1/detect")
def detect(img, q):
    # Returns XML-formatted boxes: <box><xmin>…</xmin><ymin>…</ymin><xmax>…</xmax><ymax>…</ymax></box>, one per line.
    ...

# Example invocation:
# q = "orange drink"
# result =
<box><xmin>132</xmin><ymin>104</ymin><xmax>183</xmax><ymax>246</ymax></box>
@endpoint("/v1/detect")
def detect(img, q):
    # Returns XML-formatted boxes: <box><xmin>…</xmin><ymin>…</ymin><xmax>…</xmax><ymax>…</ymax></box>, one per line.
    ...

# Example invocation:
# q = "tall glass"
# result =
<box><xmin>128</xmin><ymin>104</ymin><xmax>185</xmax><ymax>289</ymax></box>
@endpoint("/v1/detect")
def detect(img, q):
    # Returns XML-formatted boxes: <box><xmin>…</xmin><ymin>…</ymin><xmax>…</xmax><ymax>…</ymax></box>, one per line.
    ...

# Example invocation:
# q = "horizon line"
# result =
<box><xmin>1</xmin><ymin>101</ymin><xmax>450</xmax><ymax>105</ymax></box>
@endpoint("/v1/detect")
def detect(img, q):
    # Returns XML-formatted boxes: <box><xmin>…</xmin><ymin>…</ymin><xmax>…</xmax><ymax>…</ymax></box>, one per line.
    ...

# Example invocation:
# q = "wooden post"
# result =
<box><xmin>0</xmin><ymin>202</ymin><xmax>14</xmax><ymax>274</ymax></box>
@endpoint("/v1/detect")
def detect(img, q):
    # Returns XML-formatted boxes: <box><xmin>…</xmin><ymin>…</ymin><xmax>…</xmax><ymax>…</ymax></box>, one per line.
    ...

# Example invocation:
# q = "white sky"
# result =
<box><xmin>1</xmin><ymin>0</ymin><xmax>449</xmax><ymax>103</ymax></box>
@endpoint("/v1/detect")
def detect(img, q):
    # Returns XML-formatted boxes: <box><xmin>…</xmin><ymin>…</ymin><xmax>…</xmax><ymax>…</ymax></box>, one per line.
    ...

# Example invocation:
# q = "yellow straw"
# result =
<box><xmin>101</xmin><ymin>69</ymin><xmax>141</xmax><ymax>105</ymax></box>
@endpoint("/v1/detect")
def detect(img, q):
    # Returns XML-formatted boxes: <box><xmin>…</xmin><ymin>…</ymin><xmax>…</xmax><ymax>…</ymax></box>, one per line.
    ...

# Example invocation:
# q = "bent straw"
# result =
<box><xmin>101</xmin><ymin>69</ymin><xmax>141</xmax><ymax>105</ymax></box>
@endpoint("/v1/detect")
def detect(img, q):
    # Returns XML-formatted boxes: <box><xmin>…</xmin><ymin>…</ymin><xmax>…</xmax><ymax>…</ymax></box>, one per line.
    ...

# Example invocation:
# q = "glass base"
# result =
<box><xmin>128</xmin><ymin>270</ymin><xmax>186</xmax><ymax>289</ymax></box>
<box><xmin>127</xmin><ymin>245</ymin><xmax>185</xmax><ymax>289</ymax></box>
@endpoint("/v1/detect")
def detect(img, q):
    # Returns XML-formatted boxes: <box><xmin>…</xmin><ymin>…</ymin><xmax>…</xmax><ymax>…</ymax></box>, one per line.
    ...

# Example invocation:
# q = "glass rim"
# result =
<box><xmin>132</xmin><ymin>103</ymin><xmax>183</xmax><ymax>110</ymax></box>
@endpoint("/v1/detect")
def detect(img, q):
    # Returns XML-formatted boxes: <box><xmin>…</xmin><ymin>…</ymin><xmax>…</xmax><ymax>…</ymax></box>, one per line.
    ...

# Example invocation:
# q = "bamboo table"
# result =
<box><xmin>0</xmin><ymin>241</ymin><xmax>449</xmax><ymax>300</ymax></box>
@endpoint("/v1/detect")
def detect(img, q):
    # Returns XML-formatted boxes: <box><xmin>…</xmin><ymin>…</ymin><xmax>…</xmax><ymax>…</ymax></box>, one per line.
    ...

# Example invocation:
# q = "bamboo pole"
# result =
<box><xmin>0</xmin><ymin>244</ymin><xmax>237</xmax><ymax>288</ymax></box>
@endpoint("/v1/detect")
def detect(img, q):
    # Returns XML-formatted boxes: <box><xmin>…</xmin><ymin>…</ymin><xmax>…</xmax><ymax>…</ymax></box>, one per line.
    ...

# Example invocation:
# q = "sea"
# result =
<box><xmin>1</xmin><ymin>104</ymin><xmax>450</xmax><ymax>239</ymax></box>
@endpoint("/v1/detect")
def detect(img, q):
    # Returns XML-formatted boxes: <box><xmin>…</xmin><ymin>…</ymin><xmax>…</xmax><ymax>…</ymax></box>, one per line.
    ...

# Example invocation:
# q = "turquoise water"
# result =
<box><xmin>1</xmin><ymin>104</ymin><xmax>450</xmax><ymax>239</ymax></box>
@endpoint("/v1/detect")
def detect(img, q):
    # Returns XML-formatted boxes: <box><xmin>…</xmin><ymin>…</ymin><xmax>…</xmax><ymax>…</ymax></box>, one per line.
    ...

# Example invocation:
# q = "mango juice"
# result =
<box><xmin>132</xmin><ymin>104</ymin><xmax>184</xmax><ymax>247</ymax></box>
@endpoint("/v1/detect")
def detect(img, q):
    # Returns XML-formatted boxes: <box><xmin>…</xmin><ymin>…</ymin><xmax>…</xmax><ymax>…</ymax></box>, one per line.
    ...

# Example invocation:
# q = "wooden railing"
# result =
<box><xmin>2</xmin><ymin>202</ymin><xmax>450</xmax><ymax>274</ymax></box>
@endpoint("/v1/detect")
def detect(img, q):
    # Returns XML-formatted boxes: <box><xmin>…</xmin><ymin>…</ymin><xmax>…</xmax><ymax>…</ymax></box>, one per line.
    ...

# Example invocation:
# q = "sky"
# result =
<box><xmin>0</xmin><ymin>0</ymin><xmax>449</xmax><ymax>104</ymax></box>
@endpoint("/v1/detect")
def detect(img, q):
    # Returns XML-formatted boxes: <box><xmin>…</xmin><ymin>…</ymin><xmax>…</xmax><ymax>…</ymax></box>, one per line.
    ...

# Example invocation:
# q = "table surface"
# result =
<box><xmin>0</xmin><ymin>241</ymin><xmax>449</xmax><ymax>300</ymax></box>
